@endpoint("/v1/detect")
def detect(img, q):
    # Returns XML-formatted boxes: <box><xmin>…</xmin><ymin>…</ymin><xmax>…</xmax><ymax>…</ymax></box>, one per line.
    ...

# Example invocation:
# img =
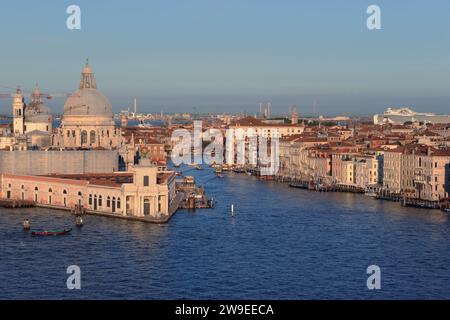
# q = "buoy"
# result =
<box><xmin>231</xmin><ymin>204</ymin><xmax>234</xmax><ymax>216</ymax></box>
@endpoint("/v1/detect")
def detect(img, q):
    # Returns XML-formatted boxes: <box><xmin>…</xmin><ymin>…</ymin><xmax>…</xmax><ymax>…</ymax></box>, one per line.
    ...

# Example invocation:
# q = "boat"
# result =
<box><xmin>216</xmin><ymin>174</ymin><xmax>224</xmax><ymax>178</ymax></box>
<box><xmin>442</xmin><ymin>208</ymin><xmax>450</xmax><ymax>213</ymax></box>
<box><xmin>195</xmin><ymin>165</ymin><xmax>202</xmax><ymax>170</ymax></box>
<box><xmin>31</xmin><ymin>228</ymin><xmax>72</xmax><ymax>236</ymax></box>
<box><xmin>215</xmin><ymin>167</ymin><xmax>223</xmax><ymax>174</ymax></box>
<box><xmin>75</xmin><ymin>216</ymin><xmax>84</xmax><ymax>227</ymax></box>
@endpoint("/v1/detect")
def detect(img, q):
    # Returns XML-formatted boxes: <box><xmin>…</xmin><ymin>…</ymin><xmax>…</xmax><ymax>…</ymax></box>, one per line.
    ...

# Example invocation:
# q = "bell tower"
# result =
<box><xmin>13</xmin><ymin>87</ymin><xmax>26</xmax><ymax>135</ymax></box>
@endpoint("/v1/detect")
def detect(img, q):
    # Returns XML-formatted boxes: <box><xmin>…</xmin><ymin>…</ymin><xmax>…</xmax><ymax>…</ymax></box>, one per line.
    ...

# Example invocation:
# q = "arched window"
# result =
<box><xmin>48</xmin><ymin>188</ymin><xmax>52</xmax><ymax>193</ymax></box>
<box><xmin>107</xmin><ymin>196</ymin><xmax>111</xmax><ymax>207</ymax></box>
<box><xmin>98</xmin><ymin>195</ymin><xmax>102</xmax><ymax>207</ymax></box>
<box><xmin>89</xmin><ymin>194</ymin><xmax>92</xmax><ymax>205</ymax></box>
<box><xmin>63</xmin><ymin>190</ymin><xmax>67</xmax><ymax>194</ymax></box>
<box><xmin>81</xmin><ymin>130</ymin><xmax>88</xmax><ymax>144</ymax></box>
<box><xmin>117</xmin><ymin>197</ymin><xmax>121</xmax><ymax>209</ymax></box>
<box><xmin>90</xmin><ymin>130</ymin><xmax>96</xmax><ymax>144</ymax></box>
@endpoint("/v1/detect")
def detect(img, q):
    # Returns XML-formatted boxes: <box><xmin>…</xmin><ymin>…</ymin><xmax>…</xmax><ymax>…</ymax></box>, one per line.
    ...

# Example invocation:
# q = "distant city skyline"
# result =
<box><xmin>1</xmin><ymin>0</ymin><xmax>449</xmax><ymax>115</ymax></box>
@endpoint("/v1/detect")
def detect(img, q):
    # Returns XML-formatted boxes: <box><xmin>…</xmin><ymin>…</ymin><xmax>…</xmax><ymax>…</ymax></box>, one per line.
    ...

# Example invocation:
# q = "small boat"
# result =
<box><xmin>75</xmin><ymin>216</ymin><xmax>84</xmax><ymax>227</ymax></box>
<box><xmin>216</xmin><ymin>174</ymin><xmax>224</xmax><ymax>178</ymax></box>
<box><xmin>32</xmin><ymin>228</ymin><xmax>72</xmax><ymax>236</ymax></box>
<box><xmin>195</xmin><ymin>165</ymin><xmax>202</xmax><ymax>170</ymax></box>
<box><xmin>442</xmin><ymin>208</ymin><xmax>450</xmax><ymax>213</ymax></box>
<box><xmin>23</xmin><ymin>219</ymin><xmax>30</xmax><ymax>231</ymax></box>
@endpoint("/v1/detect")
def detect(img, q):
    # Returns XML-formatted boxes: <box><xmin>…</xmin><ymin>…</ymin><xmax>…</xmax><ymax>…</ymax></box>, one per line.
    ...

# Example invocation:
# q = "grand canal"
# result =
<box><xmin>1</xmin><ymin>165</ymin><xmax>449</xmax><ymax>299</ymax></box>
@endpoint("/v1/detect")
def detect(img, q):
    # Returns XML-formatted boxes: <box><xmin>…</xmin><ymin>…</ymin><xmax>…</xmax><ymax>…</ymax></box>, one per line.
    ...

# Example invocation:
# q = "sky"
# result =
<box><xmin>0</xmin><ymin>0</ymin><xmax>449</xmax><ymax>116</ymax></box>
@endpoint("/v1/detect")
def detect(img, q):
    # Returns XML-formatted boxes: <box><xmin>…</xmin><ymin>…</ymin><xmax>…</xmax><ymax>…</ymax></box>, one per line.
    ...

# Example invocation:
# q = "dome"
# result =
<box><xmin>63</xmin><ymin>88</ymin><xmax>112</xmax><ymax>117</ymax></box>
<box><xmin>25</xmin><ymin>84</ymin><xmax>52</xmax><ymax>124</ymax></box>
<box><xmin>25</xmin><ymin>102</ymin><xmax>52</xmax><ymax>123</ymax></box>
<box><xmin>61</xmin><ymin>61</ymin><xmax>114</xmax><ymax>125</ymax></box>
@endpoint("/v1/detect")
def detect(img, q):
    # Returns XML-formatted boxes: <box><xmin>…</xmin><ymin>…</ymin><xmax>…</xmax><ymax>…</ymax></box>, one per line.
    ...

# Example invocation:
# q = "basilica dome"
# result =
<box><xmin>62</xmin><ymin>61</ymin><xmax>114</xmax><ymax>125</ymax></box>
<box><xmin>63</xmin><ymin>88</ymin><xmax>112</xmax><ymax>117</ymax></box>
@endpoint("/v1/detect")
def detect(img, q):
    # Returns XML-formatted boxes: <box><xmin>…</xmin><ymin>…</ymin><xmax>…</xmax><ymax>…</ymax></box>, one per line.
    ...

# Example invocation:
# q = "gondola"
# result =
<box><xmin>31</xmin><ymin>228</ymin><xmax>72</xmax><ymax>236</ymax></box>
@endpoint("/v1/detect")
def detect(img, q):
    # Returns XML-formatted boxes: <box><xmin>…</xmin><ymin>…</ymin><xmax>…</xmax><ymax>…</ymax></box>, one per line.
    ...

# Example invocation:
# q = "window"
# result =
<box><xmin>107</xmin><ymin>196</ymin><xmax>111</xmax><ymax>207</ymax></box>
<box><xmin>99</xmin><ymin>195</ymin><xmax>102</xmax><ymax>207</ymax></box>
<box><xmin>90</xmin><ymin>130</ymin><xmax>96</xmax><ymax>144</ymax></box>
<box><xmin>89</xmin><ymin>194</ymin><xmax>92</xmax><ymax>205</ymax></box>
<box><xmin>143</xmin><ymin>176</ymin><xmax>149</xmax><ymax>186</ymax></box>
<box><xmin>143</xmin><ymin>198</ymin><xmax>150</xmax><ymax>215</ymax></box>
<box><xmin>81</xmin><ymin>130</ymin><xmax>87</xmax><ymax>144</ymax></box>
<box><xmin>117</xmin><ymin>197</ymin><xmax>121</xmax><ymax>209</ymax></box>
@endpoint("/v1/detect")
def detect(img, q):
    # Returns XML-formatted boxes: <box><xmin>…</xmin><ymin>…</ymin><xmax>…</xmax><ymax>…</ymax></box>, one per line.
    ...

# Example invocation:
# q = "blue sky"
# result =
<box><xmin>0</xmin><ymin>0</ymin><xmax>449</xmax><ymax>115</ymax></box>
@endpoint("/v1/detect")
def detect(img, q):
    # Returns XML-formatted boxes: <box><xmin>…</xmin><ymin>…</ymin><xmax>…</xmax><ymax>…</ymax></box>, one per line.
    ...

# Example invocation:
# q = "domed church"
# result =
<box><xmin>52</xmin><ymin>61</ymin><xmax>122</xmax><ymax>149</ymax></box>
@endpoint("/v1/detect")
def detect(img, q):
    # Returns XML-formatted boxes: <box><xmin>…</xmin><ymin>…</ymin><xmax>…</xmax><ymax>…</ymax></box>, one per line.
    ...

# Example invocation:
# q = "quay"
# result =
<box><xmin>9</xmin><ymin>192</ymin><xmax>184</xmax><ymax>224</ymax></box>
<box><xmin>0</xmin><ymin>199</ymin><xmax>35</xmax><ymax>208</ymax></box>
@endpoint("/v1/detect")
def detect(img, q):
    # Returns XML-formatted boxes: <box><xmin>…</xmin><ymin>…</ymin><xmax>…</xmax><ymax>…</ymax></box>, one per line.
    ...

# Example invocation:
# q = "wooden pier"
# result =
<box><xmin>0</xmin><ymin>199</ymin><xmax>35</xmax><ymax>208</ymax></box>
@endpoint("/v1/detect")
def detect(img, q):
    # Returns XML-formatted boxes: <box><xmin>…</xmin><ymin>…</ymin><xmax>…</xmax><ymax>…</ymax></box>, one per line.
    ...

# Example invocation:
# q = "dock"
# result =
<box><xmin>0</xmin><ymin>199</ymin><xmax>35</xmax><ymax>208</ymax></box>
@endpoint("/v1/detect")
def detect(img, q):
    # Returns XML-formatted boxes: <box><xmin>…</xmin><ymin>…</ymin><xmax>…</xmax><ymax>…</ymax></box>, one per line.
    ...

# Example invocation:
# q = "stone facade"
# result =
<box><xmin>0</xmin><ymin>150</ymin><xmax>118</xmax><ymax>175</ymax></box>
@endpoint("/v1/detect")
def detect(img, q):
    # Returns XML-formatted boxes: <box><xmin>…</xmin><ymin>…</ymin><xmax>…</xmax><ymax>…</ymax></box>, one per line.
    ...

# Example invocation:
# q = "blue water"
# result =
<box><xmin>1</xmin><ymin>165</ymin><xmax>450</xmax><ymax>299</ymax></box>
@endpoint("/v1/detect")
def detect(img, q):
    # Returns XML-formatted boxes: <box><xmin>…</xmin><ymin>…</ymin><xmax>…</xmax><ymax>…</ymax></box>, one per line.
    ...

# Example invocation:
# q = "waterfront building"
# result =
<box><xmin>331</xmin><ymin>153</ymin><xmax>379</xmax><ymax>188</ymax></box>
<box><xmin>0</xmin><ymin>165</ymin><xmax>177</xmax><ymax>219</ymax></box>
<box><xmin>383</xmin><ymin>144</ymin><xmax>450</xmax><ymax>201</ymax></box>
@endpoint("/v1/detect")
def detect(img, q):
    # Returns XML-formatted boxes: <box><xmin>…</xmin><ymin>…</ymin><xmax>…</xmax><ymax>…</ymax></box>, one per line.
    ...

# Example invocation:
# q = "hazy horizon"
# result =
<box><xmin>1</xmin><ymin>0</ymin><xmax>449</xmax><ymax>115</ymax></box>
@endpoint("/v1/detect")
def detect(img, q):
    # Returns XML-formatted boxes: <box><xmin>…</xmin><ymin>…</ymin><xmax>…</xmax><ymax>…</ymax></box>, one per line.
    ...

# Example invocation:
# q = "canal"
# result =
<box><xmin>1</xmin><ymin>164</ymin><xmax>449</xmax><ymax>299</ymax></box>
